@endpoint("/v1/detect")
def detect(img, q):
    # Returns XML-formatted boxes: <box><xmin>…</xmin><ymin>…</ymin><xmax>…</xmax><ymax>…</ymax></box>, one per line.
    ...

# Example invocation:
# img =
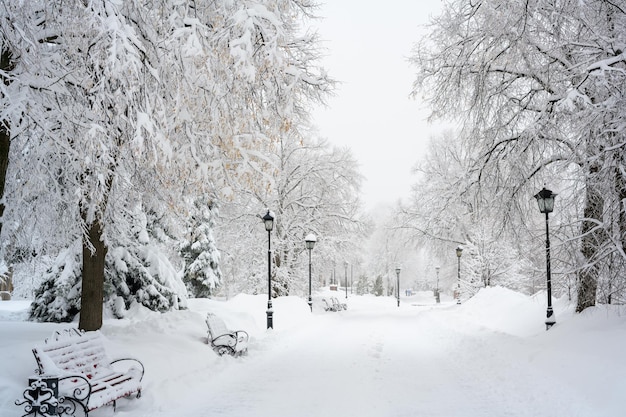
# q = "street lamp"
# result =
<box><xmin>262</xmin><ymin>210</ymin><xmax>274</xmax><ymax>329</ymax></box>
<box><xmin>534</xmin><ymin>187</ymin><xmax>557</xmax><ymax>330</ymax></box>
<box><xmin>305</xmin><ymin>233</ymin><xmax>317</xmax><ymax>312</ymax></box>
<box><xmin>435</xmin><ymin>266</ymin><xmax>441</xmax><ymax>303</ymax></box>
<box><xmin>344</xmin><ymin>261</ymin><xmax>349</xmax><ymax>299</ymax></box>
<box><xmin>395</xmin><ymin>266</ymin><xmax>401</xmax><ymax>307</ymax></box>
<box><xmin>456</xmin><ymin>246</ymin><xmax>463</xmax><ymax>305</ymax></box>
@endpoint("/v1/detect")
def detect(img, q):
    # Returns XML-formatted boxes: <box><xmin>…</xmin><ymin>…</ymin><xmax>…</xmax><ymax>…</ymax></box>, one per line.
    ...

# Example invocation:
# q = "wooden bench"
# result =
<box><xmin>30</xmin><ymin>329</ymin><xmax>144</xmax><ymax>415</ymax></box>
<box><xmin>206</xmin><ymin>313</ymin><xmax>249</xmax><ymax>356</ymax></box>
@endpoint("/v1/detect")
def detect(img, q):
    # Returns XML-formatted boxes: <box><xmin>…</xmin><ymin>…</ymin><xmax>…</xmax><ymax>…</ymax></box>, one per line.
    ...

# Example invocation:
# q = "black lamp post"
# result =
<box><xmin>534</xmin><ymin>187</ymin><xmax>557</xmax><ymax>330</ymax></box>
<box><xmin>344</xmin><ymin>261</ymin><xmax>349</xmax><ymax>299</ymax></box>
<box><xmin>262</xmin><ymin>210</ymin><xmax>274</xmax><ymax>329</ymax></box>
<box><xmin>305</xmin><ymin>233</ymin><xmax>317</xmax><ymax>312</ymax></box>
<box><xmin>456</xmin><ymin>246</ymin><xmax>463</xmax><ymax>305</ymax></box>
<box><xmin>435</xmin><ymin>266</ymin><xmax>441</xmax><ymax>303</ymax></box>
<box><xmin>395</xmin><ymin>266</ymin><xmax>401</xmax><ymax>307</ymax></box>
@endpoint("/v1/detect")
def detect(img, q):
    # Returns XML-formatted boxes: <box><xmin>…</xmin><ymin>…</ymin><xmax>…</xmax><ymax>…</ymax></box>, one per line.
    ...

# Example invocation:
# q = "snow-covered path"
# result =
<box><xmin>3</xmin><ymin>289</ymin><xmax>624</xmax><ymax>417</ymax></box>
<box><xmin>148</xmin><ymin>299</ymin><xmax>596</xmax><ymax>417</ymax></box>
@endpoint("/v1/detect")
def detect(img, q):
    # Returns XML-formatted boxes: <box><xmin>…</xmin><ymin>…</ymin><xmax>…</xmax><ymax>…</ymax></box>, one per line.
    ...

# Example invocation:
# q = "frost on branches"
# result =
<box><xmin>2</xmin><ymin>0</ymin><xmax>332</xmax><ymax>324</ymax></box>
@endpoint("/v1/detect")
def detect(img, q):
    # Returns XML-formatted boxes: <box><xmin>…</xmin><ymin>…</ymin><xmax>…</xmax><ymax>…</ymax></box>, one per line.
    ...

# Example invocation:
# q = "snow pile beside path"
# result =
<box><xmin>460</xmin><ymin>286</ymin><xmax>554</xmax><ymax>337</ymax></box>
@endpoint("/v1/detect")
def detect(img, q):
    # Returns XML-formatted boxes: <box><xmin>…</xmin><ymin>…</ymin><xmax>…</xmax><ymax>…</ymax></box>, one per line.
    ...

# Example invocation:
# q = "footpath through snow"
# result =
<box><xmin>1</xmin><ymin>287</ymin><xmax>625</xmax><ymax>417</ymax></box>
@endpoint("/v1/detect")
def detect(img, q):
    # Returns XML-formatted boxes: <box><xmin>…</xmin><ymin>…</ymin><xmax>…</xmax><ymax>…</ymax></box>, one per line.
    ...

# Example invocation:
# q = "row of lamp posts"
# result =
<box><xmin>265</xmin><ymin>185</ymin><xmax>556</xmax><ymax>330</ymax></box>
<box><xmin>263</xmin><ymin>209</ymin><xmax>319</xmax><ymax>328</ymax></box>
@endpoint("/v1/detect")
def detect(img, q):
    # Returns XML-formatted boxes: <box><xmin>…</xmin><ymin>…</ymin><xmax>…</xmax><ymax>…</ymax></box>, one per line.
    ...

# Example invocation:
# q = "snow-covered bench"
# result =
<box><xmin>30</xmin><ymin>329</ymin><xmax>144</xmax><ymax>415</ymax></box>
<box><xmin>322</xmin><ymin>298</ymin><xmax>339</xmax><ymax>312</ymax></box>
<box><xmin>205</xmin><ymin>313</ymin><xmax>249</xmax><ymax>356</ymax></box>
<box><xmin>331</xmin><ymin>297</ymin><xmax>347</xmax><ymax>310</ymax></box>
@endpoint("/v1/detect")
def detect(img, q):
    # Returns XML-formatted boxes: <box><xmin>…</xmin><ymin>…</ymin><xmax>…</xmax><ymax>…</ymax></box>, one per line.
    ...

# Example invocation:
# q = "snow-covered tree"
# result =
<box><xmin>355</xmin><ymin>273</ymin><xmax>372</xmax><ymax>296</ymax></box>
<box><xmin>410</xmin><ymin>0</ymin><xmax>626</xmax><ymax>310</ymax></box>
<box><xmin>3</xmin><ymin>0</ymin><xmax>332</xmax><ymax>328</ymax></box>
<box><xmin>30</xmin><ymin>242</ymin><xmax>82</xmax><ymax>323</ymax></box>
<box><xmin>180</xmin><ymin>199</ymin><xmax>221</xmax><ymax>298</ymax></box>
<box><xmin>394</xmin><ymin>130</ymin><xmax>541</xmax><ymax>297</ymax></box>
<box><xmin>216</xmin><ymin>132</ymin><xmax>365</xmax><ymax>298</ymax></box>
<box><xmin>373</xmin><ymin>275</ymin><xmax>384</xmax><ymax>297</ymax></box>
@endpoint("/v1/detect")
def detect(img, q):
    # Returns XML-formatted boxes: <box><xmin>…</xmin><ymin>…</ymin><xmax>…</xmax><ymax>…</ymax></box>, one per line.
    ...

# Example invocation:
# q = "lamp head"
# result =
<box><xmin>305</xmin><ymin>233</ymin><xmax>317</xmax><ymax>250</ymax></box>
<box><xmin>262</xmin><ymin>210</ymin><xmax>274</xmax><ymax>232</ymax></box>
<box><xmin>534</xmin><ymin>187</ymin><xmax>557</xmax><ymax>214</ymax></box>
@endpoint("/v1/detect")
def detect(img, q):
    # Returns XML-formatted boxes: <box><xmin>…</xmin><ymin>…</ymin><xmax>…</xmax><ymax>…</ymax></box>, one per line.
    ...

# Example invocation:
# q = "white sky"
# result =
<box><xmin>311</xmin><ymin>1</ymin><xmax>445</xmax><ymax>210</ymax></box>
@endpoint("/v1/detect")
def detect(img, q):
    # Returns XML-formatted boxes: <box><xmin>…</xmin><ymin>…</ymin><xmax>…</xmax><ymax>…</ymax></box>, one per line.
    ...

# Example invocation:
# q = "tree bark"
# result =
<box><xmin>0</xmin><ymin>47</ymin><xmax>15</xmax><ymax>237</ymax></box>
<box><xmin>617</xmin><ymin>158</ymin><xmax>626</xmax><ymax>263</ymax></box>
<box><xmin>79</xmin><ymin>215</ymin><xmax>107</xmax><ymax>331</ymax></box>
<box><xmin>0</xmin><ymin>120</ymin><xmax>10</xmax><ymax>237</ymax></box>
<box><xmin>577</xmin><ymin>179</ymin><xmax>603</xmax><ymax>312</ymax></box>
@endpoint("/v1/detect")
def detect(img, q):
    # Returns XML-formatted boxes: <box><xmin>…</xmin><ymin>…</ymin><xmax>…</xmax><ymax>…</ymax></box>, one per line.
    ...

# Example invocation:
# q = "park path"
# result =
<box><xmin>169</xmin><ymin>301</ymin><xmax>594</xmax><ymax>417</ymax></box>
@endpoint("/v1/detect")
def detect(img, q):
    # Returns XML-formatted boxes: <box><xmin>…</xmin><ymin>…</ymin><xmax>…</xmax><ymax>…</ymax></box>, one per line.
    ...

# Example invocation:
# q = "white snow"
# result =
<box><xmin>2</xmin><ymin>286</ymin><xmax>625</xmax><ymax>417</ymax></box>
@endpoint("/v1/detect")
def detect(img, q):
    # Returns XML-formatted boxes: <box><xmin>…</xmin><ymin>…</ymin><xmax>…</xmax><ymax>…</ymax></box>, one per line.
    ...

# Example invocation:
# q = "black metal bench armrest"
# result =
<box><xmin>110</xmin><ymin>358</ymin><xmax>145</xmax><ymax>381</ymax></box>
<box><xmin>59</xmin><ymin>374</ymin><xmax>92</xmax><ymax>405</ymax></box>
<box><xmin>234</xmin><ymin>330</ymin><xmax>249</xmax><ymax>342</ymax></box>
<box><xmin>211</xmin><ymin>333</ymin><xmax>237</xmax><ymax>347</ymax></box>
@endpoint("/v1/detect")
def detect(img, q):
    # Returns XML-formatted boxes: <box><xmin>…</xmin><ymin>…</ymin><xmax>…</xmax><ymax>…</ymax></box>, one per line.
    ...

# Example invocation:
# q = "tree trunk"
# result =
<box><xmin>617</xmin><ymin>158</ymin><xmax>626</xmax><ymax>264</ymax></box>
<box><xmin>79</xmin><ymin>216</ymin><xmax>107</xmax><ymax>331</ymax></box>
<box><xmin>0</xmin><ymin>121</ymin><xmax>10</xmax><ymax>237</ymax></box>
<box><xmin>576</xmin><ymin>180</ymin><xmax>603</xmax><ymax>312</ymax></box>
<box><xmin>0</xmin><ymin>47</ymin><xmax>15</xmax><ymax>237</ymax></box>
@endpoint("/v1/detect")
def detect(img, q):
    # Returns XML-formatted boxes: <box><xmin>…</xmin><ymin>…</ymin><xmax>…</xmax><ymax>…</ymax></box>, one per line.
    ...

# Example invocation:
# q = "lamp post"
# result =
<box><xmin>305</xmin><ymin>233</ymin><xmax>317</xmax><ymax>312</ymax></box>
<box><xmin>534</xmin><ymin>187</ymin><xmax>557</xmax><ymax>330</ymax></box>
<box><xmin>395</xmin><ymin>266</ymin><xmax>401</xmax><ymax>307</ymax></box>
<box><xmin>262</xmin><ymin>210</ymin><xmax>274</xmax><ymax>329</ymax></box>
<box><xmin>344</xmin><ymin>261</ymin><xmax>349</xmax><ymax>299</ymax></box>
<box><xmin>435</xmin><ymin>266</ymin><xmax>441</xmax><ymax>303</ymax></box>
<box><xmin>456</xmin><ymin>246</ymin><xmax>463</xmax><ymax>305</ymax></box>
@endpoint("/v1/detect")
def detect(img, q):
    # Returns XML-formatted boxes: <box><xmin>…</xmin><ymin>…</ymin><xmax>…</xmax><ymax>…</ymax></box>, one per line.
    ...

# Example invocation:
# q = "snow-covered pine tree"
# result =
<box><xmin>105</xmin><ymin>205</ymin><xmax>187</xmax><ymax>317</ymax></box>
<box><xmin>30</xmin><ymin>241</ymin><xmax>82</xmax><ymax>323</ymax></box>
<box><xmin>356</xmin><ymin>274</ymin><xmax>372</xmax><ymax>296</ymax></box>
<box><xmin>180</xmin><ymin>199</ymin><xmax>222</xmax><ymax>298</ymax></box>
<box><xmin>373</xmin><ymin>275</ymin><xmax>384</xmax><ymax>297</ymax></box>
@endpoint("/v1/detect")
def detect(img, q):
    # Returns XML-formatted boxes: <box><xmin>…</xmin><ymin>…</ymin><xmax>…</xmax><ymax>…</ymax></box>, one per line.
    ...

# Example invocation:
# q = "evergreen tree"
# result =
<box><xmin>373</xmin><ymin>275</ymin><xmax>384</xmax><ymax>297</ymax></box>
<box><xmin>356</xmin><ymin>274</ymin><xmax>372</xmax><ymax>296</ymax></box>
<box><xmin>180</xmin><ymin>199</ymin><xmax>222</xmax><ymax>298</ymax></box>
<box><xmin>30</xmin><ymin>242</ymin><xmax>82</xmax><ymax>322</ymax></box>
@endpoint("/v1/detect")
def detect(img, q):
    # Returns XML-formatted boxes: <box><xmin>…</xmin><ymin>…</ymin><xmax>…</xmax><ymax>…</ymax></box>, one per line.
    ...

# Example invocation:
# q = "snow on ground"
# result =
<box><xmin>2</xmin><ymin>287</ymin><xmax>625</xmax><ymax>417</ymax></box>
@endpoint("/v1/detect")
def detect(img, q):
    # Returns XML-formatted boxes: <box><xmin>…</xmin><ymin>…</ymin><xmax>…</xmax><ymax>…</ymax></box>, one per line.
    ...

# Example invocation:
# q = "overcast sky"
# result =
<box><xmin>311</xmin><ymin>1</ymin><xmax>444</xmax><ymax>210</ymax></box>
